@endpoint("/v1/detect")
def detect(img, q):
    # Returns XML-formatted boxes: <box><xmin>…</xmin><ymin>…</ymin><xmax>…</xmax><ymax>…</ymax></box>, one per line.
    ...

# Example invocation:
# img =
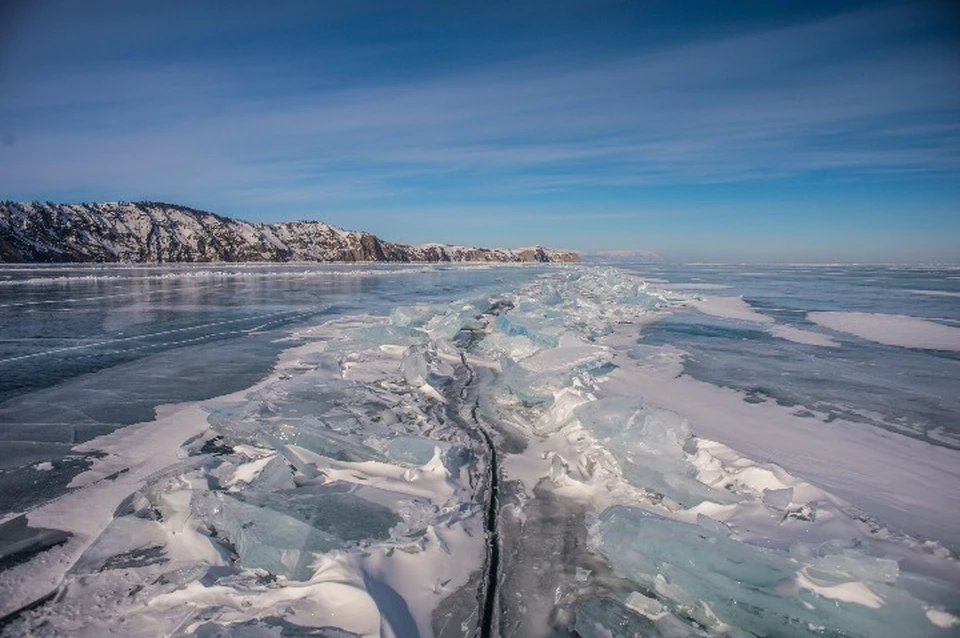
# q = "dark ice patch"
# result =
<box><xmin>0</xmin><ymin>515</ymin><xmax>71</xmax><ymax>571</ymax></box>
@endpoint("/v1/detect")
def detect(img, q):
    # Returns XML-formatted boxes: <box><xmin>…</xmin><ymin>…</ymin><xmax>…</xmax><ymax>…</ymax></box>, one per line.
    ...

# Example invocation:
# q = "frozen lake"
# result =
<box><xmin>1</xmin><ymin>262</ymin><xmax>958</xmax><ymax>636</ymax></box>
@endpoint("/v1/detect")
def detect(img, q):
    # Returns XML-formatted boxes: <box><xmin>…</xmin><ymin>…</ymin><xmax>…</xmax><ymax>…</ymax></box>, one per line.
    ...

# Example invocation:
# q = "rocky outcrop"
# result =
<box><xmin>0</xmin><ymin>201</ymin><xmax>579</xmax><ymax>264</ymax></box>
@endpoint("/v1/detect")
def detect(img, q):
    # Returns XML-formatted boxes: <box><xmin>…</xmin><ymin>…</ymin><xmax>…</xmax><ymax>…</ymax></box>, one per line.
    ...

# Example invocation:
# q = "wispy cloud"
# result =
<box><xmin>0</xmin><ymin>2</ymin><xmax>957</xmax><ymax>241</ymax></box>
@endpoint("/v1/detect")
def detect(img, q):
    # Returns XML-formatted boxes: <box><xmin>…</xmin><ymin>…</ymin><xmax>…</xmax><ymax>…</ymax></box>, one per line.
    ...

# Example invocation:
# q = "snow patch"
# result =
<box><xmin>808</xmin><ymin>311</ymin><xmax>960</xmax><ymax>351</ymax></box>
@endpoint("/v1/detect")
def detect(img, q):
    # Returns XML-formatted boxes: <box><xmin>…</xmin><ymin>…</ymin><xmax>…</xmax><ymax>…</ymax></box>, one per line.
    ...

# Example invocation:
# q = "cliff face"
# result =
<box><xmin>0</xmin><ymin>201</ymin><xmax>579</xmax><ymax>264</ymax></box>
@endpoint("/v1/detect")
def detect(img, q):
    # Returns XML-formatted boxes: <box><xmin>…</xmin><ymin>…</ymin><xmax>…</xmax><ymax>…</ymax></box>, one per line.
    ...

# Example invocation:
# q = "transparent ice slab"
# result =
<box><xmin>381</xmin><ymin>435</ymin><xmax>450</xmax><ymax>467</ymax></box>
<box><xmin>237</xmin><ymin>485</ymin><xmax>401</xmax><ymax>544</ymax></box>
<box><xmin>191</xmin><ymin>491</ymin><xmax>344</xmax><ymax>580</ymax></box>
<box><xmin>574</xmin><ymin>398</ymin><xmax>739</xmax><ymax>508</ymax></box>
<box><xmin>191</xmin><ymin>618</ymin><xmax>362</xmax><ymax>637</ymax></box>
<box><xmin>592</xmin><ymin>505</ymin><xmax>952</xmax><ymax>638</ymax></box>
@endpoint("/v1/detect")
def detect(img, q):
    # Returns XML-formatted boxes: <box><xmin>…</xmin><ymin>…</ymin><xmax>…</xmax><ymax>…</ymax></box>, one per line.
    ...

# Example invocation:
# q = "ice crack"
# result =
<box><xmin>456</xmin><ymin>351</ymin><xmax>503</xmax><ymax>638</ymax></box>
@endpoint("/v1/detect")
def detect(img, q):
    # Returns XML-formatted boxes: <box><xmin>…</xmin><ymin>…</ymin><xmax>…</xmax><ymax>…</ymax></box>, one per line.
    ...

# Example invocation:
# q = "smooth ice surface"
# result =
<box><xmin>0</xmin><ymin>515</ymin><xmax>71</xmax><ymax>570</ymax></box>
<box><xmin>908</xmin><ymin>289</ymin><xmax>960</xmax><ymax>298</ymax></box>
<box><xmin>637</xmin><ymin>268</ymin><xmax>960</xmax><ymax>447</ymax></box>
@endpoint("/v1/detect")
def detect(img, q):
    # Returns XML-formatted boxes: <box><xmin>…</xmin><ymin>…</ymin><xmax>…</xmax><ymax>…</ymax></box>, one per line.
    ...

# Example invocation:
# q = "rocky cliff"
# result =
<box><xmin>0</xmin><ymin>201</ymin><xmax>578</xmax><ymax>264</ymax></box>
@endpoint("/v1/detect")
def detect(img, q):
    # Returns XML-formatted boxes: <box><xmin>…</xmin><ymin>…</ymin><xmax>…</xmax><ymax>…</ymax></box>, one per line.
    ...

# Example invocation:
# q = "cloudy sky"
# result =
<box><xmin>1</xmin><ymin>0</ymin><xmax>958</xmax><ymax>262</ymax></box>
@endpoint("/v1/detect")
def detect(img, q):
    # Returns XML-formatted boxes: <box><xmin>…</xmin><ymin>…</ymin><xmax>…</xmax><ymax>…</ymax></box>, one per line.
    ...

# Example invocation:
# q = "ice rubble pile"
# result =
<box><xmin>10</xmin><ymin>303</ymin><xmax>496</xmax><ymax>636</ymax></box>
<box><xmin>471</xmin><ymin>268</ymin><xmax>960</xmax><ymax>637</ymax></box>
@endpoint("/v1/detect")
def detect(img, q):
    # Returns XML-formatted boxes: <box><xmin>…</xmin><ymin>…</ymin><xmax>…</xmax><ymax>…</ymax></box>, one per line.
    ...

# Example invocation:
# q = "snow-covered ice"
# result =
<box><xmin>808</xmin><ymin>311</ymin><xmax>960</xmax><ymax>351</ymax></box>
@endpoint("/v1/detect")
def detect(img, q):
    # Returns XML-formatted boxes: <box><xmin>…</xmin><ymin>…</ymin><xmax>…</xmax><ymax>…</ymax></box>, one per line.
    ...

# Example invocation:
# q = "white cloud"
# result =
<box><xmin>0</xmin><ymin>3</ymin><xmax>957</xmax><ymax>204</ymax></box>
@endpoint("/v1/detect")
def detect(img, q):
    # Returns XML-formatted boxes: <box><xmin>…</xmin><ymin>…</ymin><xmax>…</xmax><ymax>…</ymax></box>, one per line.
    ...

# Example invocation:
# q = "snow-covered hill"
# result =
<box><xmin>0</xmin><ymin>201</ymin><xmax>579</xmax><ymax>264</ymax></box>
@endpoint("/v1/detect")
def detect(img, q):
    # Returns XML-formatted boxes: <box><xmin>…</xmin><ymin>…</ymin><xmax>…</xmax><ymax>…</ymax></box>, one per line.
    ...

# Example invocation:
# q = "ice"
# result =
<box><xmin>573</xmin><ymin>597</ymin><xmax>662</xmax><ymax>638</ymax></box>
<box><xmin>594</xmin><ymin>505</ymin><xmax>791</xmax><ymax>589</ymax></box>
<box><xmin>807</xmin><ymin>311</ymin><xmax>960</xmax><ymax>351</ymax></box>
<box><xmin>241</xmin><ymin>487</ymin><xmax>400</xmax><ymax>541</ymax></box>
<box><xmin>763</xmin><ymin>487</ymin><xmax>795</xmax><ymax>511</ymax></box>
<box><xmin>494</xmin><ymin>314</ymin><xmax>531</xmax><ymax>338</ymax></box>
<box><xmin>591</xmin><ymin>505</ymin><xmax>952</xmax><ymax>637</ymax></box>
<box><xmin>207</xmin><ymin>380</ymin><xmax>395</xmax><ymax>464</ymax></box>
<box><xmin>382</xmin><ymin>436</ymin><xmax>449</xmax><ymax>467</ymax></box>
<box><xmin>5</xmin><ymin>264</ymin><xmax>960</xmax><ymax>637</ymax></box>
<box><xmin>691</xmin><ymin>294</ymin><xmax>774</xmax><ymax>324</ymax></box>
<box><xmin>481</xmin><ymin>329</ymin><xmax>541</xmax><ymax>360</ymax></box>
<box><xmin>191</xmin><ymin>618</ymin><xmax>363</xmax><ymax>637</ymax></box>
<box><xmin>601</xmin><ymin>329</ymin><xmax>960</xmax><ymax>547</ymax></box>
<box><xmin>689</xmin><ymin>294</ymin><xmax>840</xmax><ymax>347</ymax></box>
<box><xmin>498</xmin><ymin>357</ymin><xmax>555</xmax><ymax>407</ymax></box>
<box><xmin>390</xmin><ymin>304</ymin><xmax>435</xmax><ymax>328</ymax></box>
<box><xmin>0</xmin><ymin>515</ymin><xmax>71</xmax><ymax>569</ymax></box>
<box><xmin>537</xmin><ymin>281</ymin><xmax>563</xmax><ymax>305</ymax></box>
<box><xmin>232</xmin><ymin>454</ymin><xmax>297</xmax><ymax>492</ymax></box>
<box><xmin>72</xmin><ymin>516</ymin><xmax>171</xmax><ymax>574</ymax></box>
<box><xmin>358</xmin><ymin>323</ymin><xmax>427</xmax><ymax>346</ymax></box>
<box><xmin>574</xmin><ymin>398</ymin><xmax>739</xmax><ymax>508</ymax></box>
<box><xmin>661</xmin><ymin>283</ymin><xmax>730</xmax><ymax>290</ymax></box>
<box><xmin>908</xmin><ymin>289</ymin><xmax>960</xmax><ymax>298</ymax></box>
<box><xmin>926</xmin><ymin>609</ymin><xmax>960</xmax><ymax>629</ymax></box>
<box><xmin>400</xmin><ymin>346</ymin><xmax>429</xmax><ymax>386</ymax></box>
<box><xmin>265</xmin><ymin>424</ymin><xmax>386</xmax><ymax>463</ymax></box>
<box><xmin>518</xmin><ymin>341</ymin><xmax>611</xmax><ymax>376</ymax></box>
<box><xmin>805</xmin><ymin>552</ymin><xmax>899</xmax><ymax>587</ymax></box>
<box><xmin>769</xmin><ymin>323</ymin><xmax>840</xmax><ymax>347</ymax></box>
<box><xmin>192</xmin><ymin>491</ymin><xmax>344</xmax><ymax>580</ymax></box>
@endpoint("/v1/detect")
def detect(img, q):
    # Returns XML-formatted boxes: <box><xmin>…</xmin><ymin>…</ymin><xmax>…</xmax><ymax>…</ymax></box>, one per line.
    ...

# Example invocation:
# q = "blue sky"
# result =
<box><xmin>1</xmin><ymin>0</ymin><xmax>958</xmax><ymax>262</ymax></box>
